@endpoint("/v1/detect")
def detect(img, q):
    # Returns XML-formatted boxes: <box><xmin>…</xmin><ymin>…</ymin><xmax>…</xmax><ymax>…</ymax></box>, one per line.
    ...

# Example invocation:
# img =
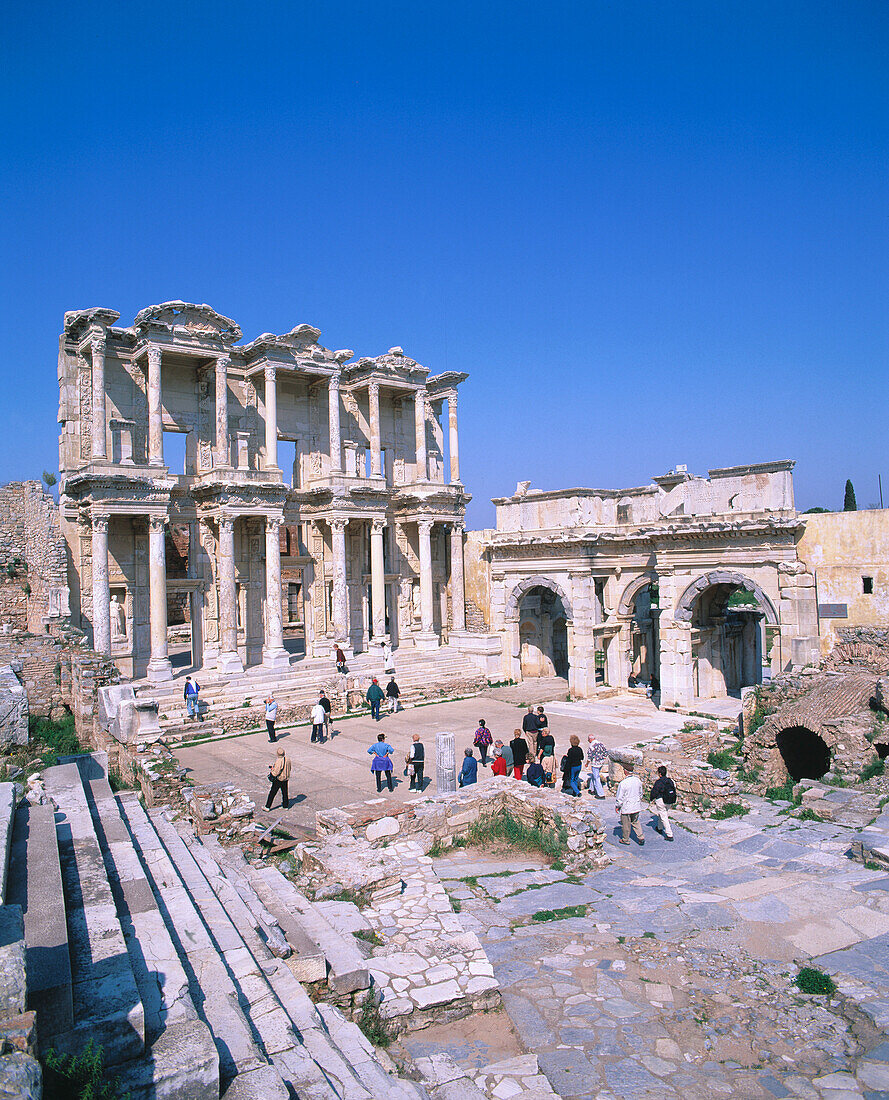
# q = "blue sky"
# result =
<box><xmin>1</xmin><ymin>1</ymin><xmax>887</xmax><ymax>526</ymax></box>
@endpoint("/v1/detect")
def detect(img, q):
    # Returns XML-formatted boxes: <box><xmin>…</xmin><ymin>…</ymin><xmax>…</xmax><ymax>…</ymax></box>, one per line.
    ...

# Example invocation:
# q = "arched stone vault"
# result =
<box><xmin>504</xmin><ymin>575</ymin><xmax>573</xmax><ymax>623</ymax></box>
<box><xmin>617</xmin><ymin>573</ymin><xmax>658</xmax><ymax>618</ymax></box>
<box><xmin>674</xmin><ymin>570</ymin><xmax>778</xmax><ymax>625</ymax></box>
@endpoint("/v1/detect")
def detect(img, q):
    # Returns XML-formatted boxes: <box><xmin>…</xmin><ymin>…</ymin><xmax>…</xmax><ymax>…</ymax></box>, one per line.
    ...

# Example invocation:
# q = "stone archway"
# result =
<box><xmin>674</xmin><ymin>570</ymin><xmax>778</xmax><ymax>625</ymax></box>
<box><xmin>776</xmin><ymin>725</ymin><xmax>831</xmax><ymax>781</ymax></box>
<box><xmin>506</xmin><ymin>576</ymin><xmax>572</xmax><ymax>682</ymax></box>
<box><xmin>618</xmin><ymin>574</ymin><xmax>660</xmax><ymax>687</ymax></box>
<box><xmin>505</xmin><ymin>575</ymin><xmax>574</xmax><ymax>623</ymax></box>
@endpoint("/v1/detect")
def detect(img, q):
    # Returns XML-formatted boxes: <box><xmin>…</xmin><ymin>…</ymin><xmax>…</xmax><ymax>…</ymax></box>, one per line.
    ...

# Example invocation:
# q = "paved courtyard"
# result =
<box><xmin>425</xmin><ymin>799</ymin><xmax>889</xmax><ymax>1099</ymax></box>
<box><xmin>174</xmin><ymin>692</ymin><xmax>703</xmax><ymax>831</ymax></box>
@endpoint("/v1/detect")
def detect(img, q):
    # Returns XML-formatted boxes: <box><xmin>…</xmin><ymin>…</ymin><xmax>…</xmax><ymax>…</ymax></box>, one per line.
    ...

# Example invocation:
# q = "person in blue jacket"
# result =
<box><xmin>367</xmin><ymin>732</ymin><xmax>395</xmax><ymax>792</ymax></box>
<box><xmin>458</xmin><ymin>747</ymin><xmax>478</xmax><ymax>787</ymax></box>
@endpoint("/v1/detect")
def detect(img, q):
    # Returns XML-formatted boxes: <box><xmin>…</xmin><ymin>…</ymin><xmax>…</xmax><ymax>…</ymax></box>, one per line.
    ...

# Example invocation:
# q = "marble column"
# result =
<box><xmin>90</xmin><ymin>333</ymin><xmax>107</xmax><ymax>460</ymax></box>
<box><xmin>215</xmin><ymin>354</ymin><xmax>230</xmax><ymax>467</ymax></box>
<box><xmin>417</xmin><ymin>518</ymin><xmax>437</xmax><ymax>647</ymax></box>
<box><xmin>328</xmin><ymin>371</ymin><xmax>342</xmax><ymax>472</ymax></box>
<box><xmin>330</xmin><ymin>518</ymin><xmax>349</xmax><ymax>642</ymax></box>
<box><xmin>217</xmin><ymin>515</ymin><xmax>244</xmax><ymax>674</ymax></box>
<box><xmin>91</xmin><ymin>514</ymin><xmax>111</xmax><ymax>655</ymax></box>
<box><xmin>370</xmin><ymin>519</ymin><xmax>386</xmax><ymax>639</ymax></box>
<box><xmin>263</xmin><ymin>516</ymin><xmax>289</xmax><ymax>669</ymax></box>
<box><xmin>264</xmin><ymin>365</ymin><xmax>278</xmax><ymax>470</ymax></box>
<box><xmin>147</xmin><ymin>345</ymin><xmax>164</xmax><ymax>467</ymax></box>
<box><xmin>187</xmin><ymin>520</ymin><xmax>203</xmax><ymax>668</ymax></box>
<box><xmin>436</xmin><ymin>730</ymin><xmax>457</xmax><ymax>794</ymax></box>
<box><xmin>448</xmin><ymin>393</ymin><xmax>460</xmax><ymax>483</ymax></box>
<box><xmin>147</xmin><ymin>515</ymin><xmax>173</xmax><ymax>682</ymax></box>
<box><xmin>449</xmin><ymin>521</ymin><xmax>466</xmax><ymax>632</ymax></box>
<box><xmin>414</xmin><ymin>387</ymin><xmax>427</xmax><ymax>480</ymax></box>
<box><xmin>368</xmin><ymin>381</ymin><xmax>382</xmax><ymax>477</ymax></box>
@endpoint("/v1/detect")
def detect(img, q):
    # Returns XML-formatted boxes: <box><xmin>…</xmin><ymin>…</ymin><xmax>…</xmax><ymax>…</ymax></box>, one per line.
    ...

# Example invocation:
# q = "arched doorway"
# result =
<box><xmin>675</xmin><ymin>572</ymin><xmax>778</xmax><ymax>701</ymax></box>
<box><xmin>629</xmin><ymin>581</ymin><xmax>660</xmax><ymax>687</ymax></box>
<box><xmin>506</xmin><ymin>577</ymin><xmax>573</xmax><ymax>684</ymax></box>
<box><xmin>518</xmin><ymin>587</ymin><xmax>569</xmax><ymax>678</ymax></box>
<box><xmin>776</xmin><ymin>725</ymin><xmax>831</xmax><ymax>781</ymax></box>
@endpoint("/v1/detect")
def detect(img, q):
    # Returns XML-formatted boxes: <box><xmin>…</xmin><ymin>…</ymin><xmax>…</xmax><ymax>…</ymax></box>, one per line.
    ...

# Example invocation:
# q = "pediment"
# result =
<box><xmin>133</xmin><ymin>302</ymin><xmax>242</xmax><ymax>343</ymax></box>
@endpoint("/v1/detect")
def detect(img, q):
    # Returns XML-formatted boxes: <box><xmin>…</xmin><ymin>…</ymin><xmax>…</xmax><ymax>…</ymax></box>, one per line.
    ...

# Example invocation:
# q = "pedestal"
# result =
<box><xmin>414</xmin><ymin>631</ymin><xmax>440</xmax><ymax>652</ymax></box>
<box><xmin>436</xmin><ymin>731</ymin><xmax>457</xmax><ymax>794</ymax></box>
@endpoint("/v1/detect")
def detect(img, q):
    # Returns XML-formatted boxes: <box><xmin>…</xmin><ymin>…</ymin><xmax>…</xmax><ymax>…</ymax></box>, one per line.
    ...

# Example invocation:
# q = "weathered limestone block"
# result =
<box><xmin>0</xmin><ymin>668</ymin><xmax>27</xmax><ymax>751</ymax></box>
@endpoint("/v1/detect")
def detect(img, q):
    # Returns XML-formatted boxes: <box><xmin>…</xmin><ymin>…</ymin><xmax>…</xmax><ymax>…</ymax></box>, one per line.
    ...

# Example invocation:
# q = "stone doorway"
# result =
<box><xmin>776</xmin><ymin>725</ymin><xmax>831</xmax><ymax>781</ymax></box>
<box><xmin>630</xmin><ymin>582</ymin><xmax>660</xmax><ymax>686</ymax></box>
<box><xmin>518</xmin><ymin>586</ymin><xmax>569</xmax><ymax>680</ymax></box>
<box><xmin>690</xmin><ymin>584</ymin><xmax>767</xmax><ymax>700</ymax></box>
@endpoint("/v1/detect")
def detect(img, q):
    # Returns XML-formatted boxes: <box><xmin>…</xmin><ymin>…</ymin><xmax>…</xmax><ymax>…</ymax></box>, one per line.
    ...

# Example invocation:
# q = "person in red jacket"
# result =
<box><xmin>491</xmin><ymin>748</ymin><xmax>508</xmax><ymax>777</ymax></box>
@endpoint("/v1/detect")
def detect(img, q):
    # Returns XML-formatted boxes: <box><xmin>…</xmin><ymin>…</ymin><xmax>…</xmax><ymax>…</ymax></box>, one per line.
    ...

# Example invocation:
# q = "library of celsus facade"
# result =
<box><xmin>58</xmin><ymin>302</ymin><xmax>470</xmax><ymax>681</ymax></box>
<box><xmin>472</xmin><ymin>462</ymin><xmax>822</xmax><ymax>708</ymax></box>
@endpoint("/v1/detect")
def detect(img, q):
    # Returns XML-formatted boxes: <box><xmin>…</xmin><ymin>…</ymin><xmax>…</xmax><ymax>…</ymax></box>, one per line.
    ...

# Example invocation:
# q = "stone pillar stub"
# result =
<box><xmin>436</xmin><ymin>731</ymin><xmax>457</xmax><ymax>794</ymax></box>
<box><xmin>147</xmin><ymin>514</ymin><xmax>173</xmax><ymax>682</ymax></box>
<box><xmin>90</xmin><ymin>333</ymin><xmax>107</xmax><ymax>460</ymax></box>
<box><xmin>217</xmin><ymin>515</ymin><xmax>244</xmax><ymax>675</ymax></box>
<box><xmin>368</xmin><ymin>381</ymin><xmax>382</xmax><ymax>478</ymax></box>
<box><xmin>91</xmin><ymin>515</ymin><xmax>111</xmax><ymax>655</ymax></box>
<box><xmin>263</xmin><ymin>516</ymin><xmax>289</xmax><ymax>669</ymax></box>
<box><xmin>370</xmin><ymin>518</ymin><xmax>386</xmax><ymax>640</ymax></box>
<box><xmin>146</xmin><ymin>345</ymin><xmax>164</xmax><ymax>467</ymax></box>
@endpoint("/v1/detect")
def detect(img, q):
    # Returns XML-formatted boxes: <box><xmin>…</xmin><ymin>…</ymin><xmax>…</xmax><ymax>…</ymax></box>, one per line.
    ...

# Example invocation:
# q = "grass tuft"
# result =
<box><xmin>795</xmin><ymin>967</ymin><xmax>836</xmax><ymax>996</ymax></box>
<box><xmin>531</xmin><ymin>904</ymin><xmax>587</xmax><ymax>923</ymax></box>
<box><xmin>710</xmin><ymin>802</ymin><xmax>749</xmax><ymax>820</ymax></box>
<box><xmin>356</xmin><ymin>989</ymin><xmax>393</xmax><ymax>1047</ymax></box>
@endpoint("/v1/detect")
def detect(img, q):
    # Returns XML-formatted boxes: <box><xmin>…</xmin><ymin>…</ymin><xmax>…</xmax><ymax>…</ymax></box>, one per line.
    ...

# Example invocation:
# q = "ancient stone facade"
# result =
<box><xmin>478</xmin><ymin>462</ymin><xmax>821</xmax><ymax>706</ymax></box>
<box><xmin>58</xmin><ymin>303</ymin><xmax>470</xmax><ymax>681</ymax></box>
<box><xmin>0</xmin><ymin>481</ymin><xmax>69</xmax><ymax>635</ymax></box>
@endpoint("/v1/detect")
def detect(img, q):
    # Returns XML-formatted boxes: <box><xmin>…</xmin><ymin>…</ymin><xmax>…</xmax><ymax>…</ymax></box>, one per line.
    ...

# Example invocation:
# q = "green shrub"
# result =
<box><xmin>43</xmin><ymin>1039</ymin><xmax>129</xmax><ymax>1100</ymax></box>
<box><xmin>29</xmin><ymin>713</ymin><xmax>83</xmax><ymax>766</ymax></box>
<box><xmin>356</xmin><ymin>990</ymin><xmax>393</xmax><ymax>1047</ymax></box>
<box><xmin>737</xmin><ymin>764</ymin><xmax>761</xmax><ymax>784</ymax></box>
<box><xmin>795</xmin><ymin>967</ymin><xmax>836</xmax><ymax>996</ymax></box>
<box><xmin>710</xmin><ymin>802</ymin><xmax>749</xmax><ymax>820</ymax></box>
<box><xmin>745</xmin><ymin>687</ymin><xmax>774</xmax><ymax>739</ymax></box>
<box><xmin>861</xmin><ymin>759</ymin><xmax>886</xmax><ymax>782</ymax></box>
<box><xmin>707</xmin><ymin>749</ymin><xmax>737</xmax><ymax>770</ymax></box>
<box><xmin>465</xmin><ymin>810</ymin><xmax>567</xmax><ymax>861</ymax></box>
<box><xmin>765</xmin><ymin>780</ymin><xmax>795</xmax><ymax>803</ymax></box>
<box><xmin>450</xmin><ymin>897</ymin><xmax>462</xmax><ymax>913</ymax></box>
<box><xmin>353</xmin><ymin>928</ymin><xmax>384</xmax><ymax>947</ymax></box>
<box><xmin>798</xmin><ymin>807</ymin><xmax>823</xmax><ymax>822</ymax></box>
<box><xmin>531</xmin><ymin>904</ymin><xmax>587</xmax><ymax>923</ymax></box>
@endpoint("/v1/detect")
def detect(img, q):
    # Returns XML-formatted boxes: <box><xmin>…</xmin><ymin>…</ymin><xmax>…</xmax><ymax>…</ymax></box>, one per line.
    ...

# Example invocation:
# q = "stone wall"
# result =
<box><xmin>0</xmin><ymin>481</ymin><xmax>68</xmax><ymax>634</ymax></box>
<box><xmin>315</xmin><ymin>776</ymin><xmax>608</xmax><ymax>873</ymax></box>
<box><xmin>606</xmin><ymin>745</ymin><xmax>745</xmax><ymax>815</ymax></box>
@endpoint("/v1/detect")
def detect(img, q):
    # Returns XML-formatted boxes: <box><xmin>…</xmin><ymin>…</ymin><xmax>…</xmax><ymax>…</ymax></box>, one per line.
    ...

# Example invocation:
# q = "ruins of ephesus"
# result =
<box><xmin>468</xmin><ymin>462</ymin><xmax>822</xmax><ymax>707</ymax></box>
<box><xmin>57</xmin><ymin>302</ymin><xmax>471</xmax><ymax>681</ymax></box>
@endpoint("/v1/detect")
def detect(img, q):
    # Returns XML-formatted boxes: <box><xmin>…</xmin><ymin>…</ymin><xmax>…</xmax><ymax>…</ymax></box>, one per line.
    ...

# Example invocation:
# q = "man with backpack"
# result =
<box><xmin>649</xmin><ymin>765</ymin><xmax>676</xmax><ymax>841</ymax></box>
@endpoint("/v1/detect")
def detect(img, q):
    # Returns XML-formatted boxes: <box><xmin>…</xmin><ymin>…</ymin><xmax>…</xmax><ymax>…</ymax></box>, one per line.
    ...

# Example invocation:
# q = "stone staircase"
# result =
<box><xmin>135</xmin><ymin>646</ymin><xmax>487</xmax><ymax>744</ymax></box>
<box><xmin>5</xmin><ymin>752</ymin><xmax>431</xmax><ymax>1098</ymax></box>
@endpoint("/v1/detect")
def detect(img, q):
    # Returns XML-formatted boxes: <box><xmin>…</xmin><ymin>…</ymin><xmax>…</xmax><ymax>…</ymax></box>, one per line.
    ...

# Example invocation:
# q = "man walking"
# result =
<box><xmin>522</xmin><ymin>705</ymin><xmax>538</xmax><ymax>742</ymax></box>
<box><xmin>586</xmin><ymin>735</ymin><xmax>608</xmax><ymax>797</ymax></box>
<box><xmin>366</xmin><ymin>677</ymin><xmax>384</xmax><ymax>721</ymax></box>
<box><xmin>386</xmin><ymin>675</ymin><xmax>401</xmax><ymax>714</ymax></box>
<box><xmin>615</xmin><ymin>762</ymin><xmax>645</xmax><ymax>846</ymax></box>
<box><xmin>407</xmin><ymin>734</ymin><xmax>425</xmax><ymax>791</ymax></box>
<box><xmin>266</xmin><ymin>746</ymin><xmax>291</xmax><ymax>810</ymax></box>
<box><xmin>265</xmin><ymin>695</ymin><xmax>278</xmax><ymax>742</ymax></box>
<box><xmin>310</xmin><ymin>698</ymin><xmax>327</xmax><ymax>743</ymax></box>
<box><xmin>184</xmin><ymin>676</ymin><xmax>202</xmax><ymax>721</ymax></box>
<box><xmin>318</xmin><ymin>690</ymin><xmax>332</xmax><ymax>739</ymax></box>
<box><xmin>649</xmin><ymin>765</ymin><xmax>676</xmax><ymax>840</ymax></box>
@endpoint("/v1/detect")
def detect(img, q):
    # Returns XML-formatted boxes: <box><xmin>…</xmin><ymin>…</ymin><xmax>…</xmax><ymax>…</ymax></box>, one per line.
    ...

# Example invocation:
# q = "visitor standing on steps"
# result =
<box><xmin>184</xmin><ymin>676</ymin><xmax>202</xmax><ymax>722</ymax></box>
<box><xmin>386</xmin><ymin>675</ymin><xmax>401</xmax><ymax>714</ymax></box>
<box><xmin>266</xmin><ymin>746</ymin><xmax>291</xmax><ymax>810</ymax></box>
<box><xmin>310</xmin><ymin>699</ymin><xmax>326</xmax><ymax>743</ymax></box>
<box><xmin>649</xmin><ymin>765</ymin><xmax>676</xmax><ymax>840</ymax></box>
<box><xmin>615</xmin><ymin>761</ymin><xmax>645</xmax><ymax>845</ymax></box>
<box><xmin>474</xmin><ymin>719</ymin><xmax>493</xmax><ymax>765</ymax></box>
<box><xmin>368</xmin><ymin>732</ymin><xmax>395</xmax><ymax>792</ymax></box>
<box><xmin>382</xmin><ymin>641</ymin><xmax>396</xmax><ymax>676</ymax></box>
<box><xmin>366</xmin><ymin>677</ymin><xmax>384</xmax><ymax>721</ymax></box>
<box><xmin>265</xmin><ymin>695</ymin><xmax>278</xmax><ymax>742</ymax></box>
<box><xmin>510</xmin><ymin>729</ymin><xmax>529</xmax><ymax>780</ymax></box>
<box><xmin>335</xmin><ymin>645</ymin><xmax>347</xmax><ymax>674</ymax></box>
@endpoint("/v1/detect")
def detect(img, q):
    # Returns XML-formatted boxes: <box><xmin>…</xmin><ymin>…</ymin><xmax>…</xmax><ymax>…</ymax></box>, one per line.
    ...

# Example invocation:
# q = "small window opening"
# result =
<box><xmin>863</xmin><ymin>576</ymin><xmax>874</xmax><ymax>595</ymax></box>
<box><xmin>163</xmin><ymin>431</ymin><xmax>188</xmax><ymax>475</ymax></box>
<box><xmin>278</xmin><ymin>440</ymin><xmax>298</xmax><ymax>488</ymax></box>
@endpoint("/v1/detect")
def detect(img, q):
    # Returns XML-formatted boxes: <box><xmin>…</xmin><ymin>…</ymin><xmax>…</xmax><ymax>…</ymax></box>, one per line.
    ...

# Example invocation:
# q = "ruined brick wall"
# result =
<box><xmin>0</xmin><ymin>481</ymin><xmax>67</xmax><ymax>633</ymax></box>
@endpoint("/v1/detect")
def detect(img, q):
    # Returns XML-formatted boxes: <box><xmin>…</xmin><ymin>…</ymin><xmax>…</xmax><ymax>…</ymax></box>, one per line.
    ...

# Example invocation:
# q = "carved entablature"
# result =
<box><xmin>343</xmin><ymin>347</ymin><xmax>429</xmax><ymax>389</ymax></box>
<box><xmin>133</xmin><ymin>301</ymin><xmax>242</xmax><ymax>344</ymax></box>
<box><xmin>241</xmin><ymin>326</ymin><xmax>350</xmax><ymax>378</ymax></box>
<box><xmin>426</xmin><ymin>369</ymin><xmax>469</xmax><ymax>397</ymax></box>
<box><xmin>63</xmin><ymin>308</ymin><xmax>122</xmax><ymax>342</ymax></box>
<box><xmin>63</xmin><ymin>471</ymin><xmax>176</xmax><ymax>508</ymax></box>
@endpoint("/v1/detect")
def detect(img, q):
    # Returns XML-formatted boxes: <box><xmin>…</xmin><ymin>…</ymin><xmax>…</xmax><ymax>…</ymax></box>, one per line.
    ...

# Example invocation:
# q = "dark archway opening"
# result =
<box><xmin>875</xmin><ymin>742</ymin><xmax>889</xmax><ymax>760</ymax></box>
<box><xmin>776</xmin><ymin>725</ymin><xmax>831</xmax><ymax>781</ymax></box>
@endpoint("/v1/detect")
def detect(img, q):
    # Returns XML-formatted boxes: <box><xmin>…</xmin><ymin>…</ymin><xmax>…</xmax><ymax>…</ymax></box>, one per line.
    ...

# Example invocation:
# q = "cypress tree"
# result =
<box><xmin>843</xmin><ymin>480</ymin><xmax>857</xmax><ymax>511</ymax></box>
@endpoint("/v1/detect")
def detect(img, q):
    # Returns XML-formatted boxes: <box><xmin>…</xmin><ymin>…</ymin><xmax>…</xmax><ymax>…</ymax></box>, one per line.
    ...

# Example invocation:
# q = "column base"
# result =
<box><xmin>146</xmin><ymin>657</ymin><xmax>173</xmax><ymax>683</ymax></box>
<box><xmin>262</xmin><ymin>647</ymin><xmax>291</xmax><ymax>671</ymax></box>
<box><xmin>413</xmin><ymin>631</ymin><xmax>440</xmax><ymax>651</ymax></box>
<box><xmin>217</xmin><ymin>650</ymin><xmax>244</xmax><ymax>676</ymax></box>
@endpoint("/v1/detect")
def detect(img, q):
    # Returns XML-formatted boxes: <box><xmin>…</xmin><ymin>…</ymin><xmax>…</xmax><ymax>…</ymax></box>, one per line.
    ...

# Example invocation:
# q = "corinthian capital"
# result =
<box><xmin>90</xmin><ymin>332</ymin><xmax>106</xmax><ymax>358</ymax></box>
<box><xmin>92</xmin><ymin>514</ymin><xmax>109</xmax><ymax>534</ymax></box>
<box><xmin>148</xmin><ymin>514</ymin><xmax>168</xmax><ymax>534</ymax></box>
